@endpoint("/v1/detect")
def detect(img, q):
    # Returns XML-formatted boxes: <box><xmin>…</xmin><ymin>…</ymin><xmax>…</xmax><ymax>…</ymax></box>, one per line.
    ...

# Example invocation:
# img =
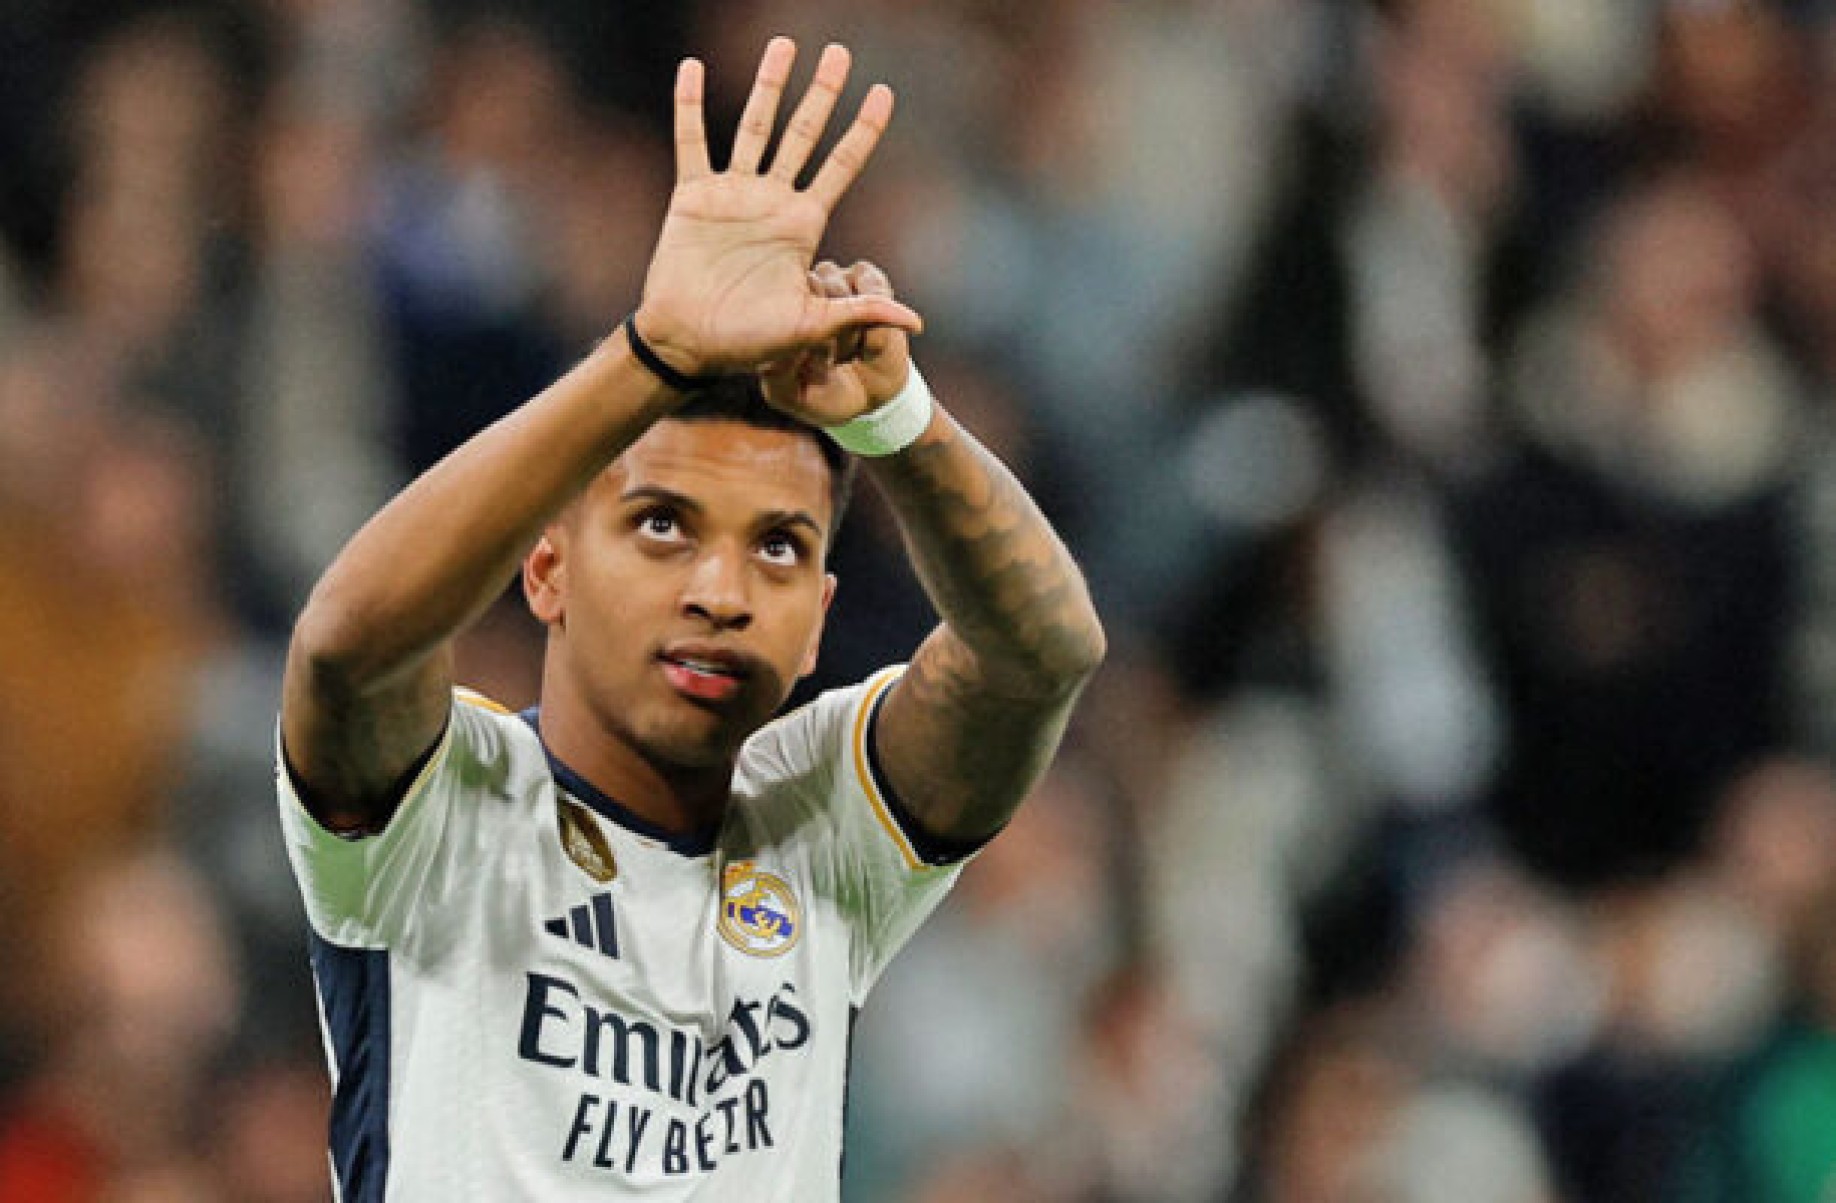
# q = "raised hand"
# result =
<box><xmin>634</xmin><ymin>38</ymin><xmax>922</xmax><ymax>380</ymax></box>
<box><xmin>760</xmin><ymin>260</ymin><xmax>913</xmax><ymax>427</ymax></box>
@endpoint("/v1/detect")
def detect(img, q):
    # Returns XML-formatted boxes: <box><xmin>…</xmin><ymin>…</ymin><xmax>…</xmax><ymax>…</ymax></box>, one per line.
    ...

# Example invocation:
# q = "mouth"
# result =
<box><xmin>656</xmin><ymin>647</ymin><xmax>751</xmax><ymax>704</ymax></box>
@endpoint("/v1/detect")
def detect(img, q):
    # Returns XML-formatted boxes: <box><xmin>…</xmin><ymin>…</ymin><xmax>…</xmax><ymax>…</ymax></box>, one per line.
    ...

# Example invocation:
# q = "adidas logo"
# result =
<box><xmin>543</xmin><ymin>892</ymin><xmax>619</xmax><ymax>960</ymax></box>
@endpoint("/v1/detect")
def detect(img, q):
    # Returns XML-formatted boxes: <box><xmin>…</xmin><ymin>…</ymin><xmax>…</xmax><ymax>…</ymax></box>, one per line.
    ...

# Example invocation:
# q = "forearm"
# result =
<box><xmin>292</xmin><ymin>327</ymin><xmax>674</xmax><ymax>686</ymax></box>
<box><xmin>865</xmin><ymin>404</ymin><xmax>1106</xmax><ymax>697</ymax></box>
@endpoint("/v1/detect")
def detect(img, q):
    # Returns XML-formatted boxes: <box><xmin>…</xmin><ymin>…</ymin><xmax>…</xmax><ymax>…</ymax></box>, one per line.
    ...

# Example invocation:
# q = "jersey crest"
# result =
<box><xmin>557</xmin><ymin>797</ymin><xmax>618</xmax><ymax>883</ymax></box>
<box><xmin>718</xmin><ymin>861</ymin><xmax>801</xmax><ymax>957</ymax></box>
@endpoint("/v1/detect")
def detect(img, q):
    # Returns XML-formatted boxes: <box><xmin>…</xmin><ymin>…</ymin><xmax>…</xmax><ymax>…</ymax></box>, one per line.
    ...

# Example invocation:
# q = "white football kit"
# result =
<box><xmin>277</xmin><ymin>666</ymin><xmax>973</xmax><ymax>1201</ymax></box>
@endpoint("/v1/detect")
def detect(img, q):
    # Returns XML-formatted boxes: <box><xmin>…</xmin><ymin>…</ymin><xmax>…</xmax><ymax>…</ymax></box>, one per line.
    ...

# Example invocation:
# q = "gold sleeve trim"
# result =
<box><xmin>455</xmin><ymin>687</ymin><xmax>511</xmax><ymax>715</ymax></box>
<box><xmin>850</xmin><ymin>667</ymin><xmax>921</xmax><ymax>872</ymax></box>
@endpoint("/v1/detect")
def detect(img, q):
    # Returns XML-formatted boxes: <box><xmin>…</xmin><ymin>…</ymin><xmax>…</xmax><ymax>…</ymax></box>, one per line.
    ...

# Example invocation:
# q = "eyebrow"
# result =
<box><xmin>620</xmin><ymin>485</ymin><xmax>826</xmax><ymax>542</ymax></box>
<box><xmin>620</xmin><ymin>484</ymin><xmax>703</xmax><ymax>514</ymax></box>
<box><xmin>759</xmin><ymin>509</ymin><xmax>826</xmax><ymax>543</ymax></box>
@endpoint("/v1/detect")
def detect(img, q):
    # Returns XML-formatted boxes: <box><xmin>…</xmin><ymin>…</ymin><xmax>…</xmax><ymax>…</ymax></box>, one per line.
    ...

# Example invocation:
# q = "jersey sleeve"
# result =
<box><xmin>740</xmin><ymin>666</ymin><xmax>989</xmax><ymax>1005</ymax></box>
<box><xmin>276</xmin><ymin>689</ymin><xmax>519</xmax><ymax>950</ymax></box>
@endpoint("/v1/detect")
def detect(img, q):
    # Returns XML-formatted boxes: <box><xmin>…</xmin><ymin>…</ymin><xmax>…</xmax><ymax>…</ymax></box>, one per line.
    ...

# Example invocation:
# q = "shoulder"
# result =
<box><xmin>431</xmin><ymin>686</ymin><xmax>550</xmax><ymax>805</ymax></box>
<box><xmin>276</xmin><ymin>685</ymin><xmax>551</xmax><ymax>946</ymax></box>
<box><xmin>727</xmin><ymin>668</ymin><xmax>918</xmax><ymax>868</ymax></box>
<box><xmin>737</xmin><ymin>667</ymin><xmax>904</xmax><ymax>793</ymax></box>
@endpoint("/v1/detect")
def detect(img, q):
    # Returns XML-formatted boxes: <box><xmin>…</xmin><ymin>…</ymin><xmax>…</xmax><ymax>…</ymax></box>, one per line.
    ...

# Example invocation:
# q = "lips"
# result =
<box><xmin>657</xmin><ymin>645</ymin><xmax>752</xmax><ymax>704</ymax></box>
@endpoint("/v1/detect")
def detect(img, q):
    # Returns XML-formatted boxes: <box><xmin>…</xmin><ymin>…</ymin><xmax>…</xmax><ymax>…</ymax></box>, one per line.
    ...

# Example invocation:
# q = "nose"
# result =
<box><xmin>681</xmin><ymin>548</ymin><xmax>752</xmax><ymax>632</ymax></box>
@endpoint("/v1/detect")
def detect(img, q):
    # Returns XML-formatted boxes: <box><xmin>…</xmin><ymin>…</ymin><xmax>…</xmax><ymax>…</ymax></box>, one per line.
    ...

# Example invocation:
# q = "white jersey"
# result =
<box><xmin>277</xmin><ymin>666</ymin><xmax>969</xmax><ymax>1202</ymax></box>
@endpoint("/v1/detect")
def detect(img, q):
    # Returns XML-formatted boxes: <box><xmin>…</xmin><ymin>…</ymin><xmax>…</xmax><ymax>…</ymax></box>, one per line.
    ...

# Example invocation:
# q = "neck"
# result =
<box><xmin>535</xmin><ymin>669</ymin><xmax>735</xmax><ymax>842</ymax></box>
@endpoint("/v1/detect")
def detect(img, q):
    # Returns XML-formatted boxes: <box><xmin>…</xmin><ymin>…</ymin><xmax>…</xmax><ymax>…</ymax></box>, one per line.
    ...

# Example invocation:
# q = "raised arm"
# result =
<box><xmin>763</xmin><ymin>263</ymin><xmax>1106</xmax><ymax>848</ymax></box>
<box><xmin>281</xmin><ymin>39</ymin><xmax>920</xmax><ymax>831</ymax></box>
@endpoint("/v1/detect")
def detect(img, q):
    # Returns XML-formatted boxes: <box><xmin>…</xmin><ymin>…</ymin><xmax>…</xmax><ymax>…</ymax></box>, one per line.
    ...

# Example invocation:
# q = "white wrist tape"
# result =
<box><xmin>824</xmin><ymin>364</ymin><xmax>935</xmax><ymax>457</ymax></box>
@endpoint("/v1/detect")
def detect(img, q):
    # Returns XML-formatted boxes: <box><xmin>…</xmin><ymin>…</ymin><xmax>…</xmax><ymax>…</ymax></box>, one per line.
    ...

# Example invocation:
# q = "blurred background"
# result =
<box><xmin>6</xmin><ymin>0</ymin><xmax>1836</xmax><ymax>1199</ymax></box>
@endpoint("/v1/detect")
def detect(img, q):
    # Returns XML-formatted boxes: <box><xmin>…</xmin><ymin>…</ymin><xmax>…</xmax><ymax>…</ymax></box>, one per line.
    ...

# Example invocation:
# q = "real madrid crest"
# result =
<box><xmin>557</xmin><ymin>797</ymin><xmax>618</xmax><ymax>884</ymax></box>
<box><xmin>717</xmin><ymin>860</ymin><xmax>801</xmax><ymax>957</ymax></box>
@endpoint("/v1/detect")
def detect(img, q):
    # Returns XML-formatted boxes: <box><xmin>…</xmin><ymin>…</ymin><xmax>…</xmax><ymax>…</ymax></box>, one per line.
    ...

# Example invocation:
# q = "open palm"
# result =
<box><xmin>636</xmin><ymin>39</ymin><xmax>921</xmax><ymax>378</ymax></box>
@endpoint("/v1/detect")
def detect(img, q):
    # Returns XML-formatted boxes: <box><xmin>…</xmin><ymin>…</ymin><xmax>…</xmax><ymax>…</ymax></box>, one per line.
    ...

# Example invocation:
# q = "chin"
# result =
<box><xmin>634</xmin><ymin>708</ymin><xmax>752</xmax><ymax>772</ymax></box>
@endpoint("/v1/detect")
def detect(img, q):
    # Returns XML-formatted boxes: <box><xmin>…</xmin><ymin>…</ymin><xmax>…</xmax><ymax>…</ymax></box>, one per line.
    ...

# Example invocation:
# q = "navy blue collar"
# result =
<box><xmin>519</xmin><ymin>708</ymin><xmax>719</xmax><ymax>857</ymax></box>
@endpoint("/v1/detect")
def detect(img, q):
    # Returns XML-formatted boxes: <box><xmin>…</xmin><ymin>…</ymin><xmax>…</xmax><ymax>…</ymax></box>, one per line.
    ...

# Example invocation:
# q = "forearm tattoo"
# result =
<box><xmin>868</xmin><ymin>415</ymin><xmax>1103</xmax><ymax>837</ymax></box>
<box><xmin>875</xmin><ymin>423</ymin><xmax>1102</xmax><ymax>691</ymax></box>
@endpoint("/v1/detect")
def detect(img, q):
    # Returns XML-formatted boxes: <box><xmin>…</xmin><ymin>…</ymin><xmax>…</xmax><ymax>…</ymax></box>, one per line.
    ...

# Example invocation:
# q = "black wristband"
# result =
<box><xmin>622</xmin><ymin>314</ymin><xmax>715</xmax><ymax>393</ymax></box>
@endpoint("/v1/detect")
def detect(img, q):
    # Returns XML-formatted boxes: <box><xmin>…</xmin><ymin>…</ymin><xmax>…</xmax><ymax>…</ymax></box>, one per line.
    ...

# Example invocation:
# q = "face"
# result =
<box><xmin>525</xmin><ymin>418</ymin><xmax>837</xmax><ymax>770</ymax></box>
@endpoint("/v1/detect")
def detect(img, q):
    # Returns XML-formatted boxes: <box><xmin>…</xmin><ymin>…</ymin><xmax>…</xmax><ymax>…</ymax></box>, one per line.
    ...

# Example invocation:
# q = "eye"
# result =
<box><xmin>758</xmin><ymin>530</ymin><xmax>805</xmax><ymax>567</ymax></box>
<box><xmin>634</xmin><ymin>507</ymin><xmax>684</xmax><ymax>542</ymax></box>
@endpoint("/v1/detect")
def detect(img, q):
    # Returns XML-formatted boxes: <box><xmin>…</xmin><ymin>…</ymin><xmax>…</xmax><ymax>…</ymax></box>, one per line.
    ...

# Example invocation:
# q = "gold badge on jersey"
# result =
<box><xmin>718</xmin><ymin>861</ymin><xmax>802</xmax><ymax>957</ymax></box>
<box><xmin>557</xmin><ymin>797</ymin><xmax>617</xmax><ymax>883</ymax></box>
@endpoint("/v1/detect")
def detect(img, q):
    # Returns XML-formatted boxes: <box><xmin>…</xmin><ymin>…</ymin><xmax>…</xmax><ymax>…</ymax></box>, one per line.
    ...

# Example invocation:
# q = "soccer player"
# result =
<box><xmin>277</xmin><ymin>36</ymin><xmax>1105</xmax><ymax>1200</ymax></box>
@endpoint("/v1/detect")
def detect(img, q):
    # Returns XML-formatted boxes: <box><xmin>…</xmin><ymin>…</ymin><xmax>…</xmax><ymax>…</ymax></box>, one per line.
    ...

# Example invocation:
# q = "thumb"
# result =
<box><xmin>805</xmin><ymin>293</ymin><xmax>923</xmax><ymax>345</ymax></box>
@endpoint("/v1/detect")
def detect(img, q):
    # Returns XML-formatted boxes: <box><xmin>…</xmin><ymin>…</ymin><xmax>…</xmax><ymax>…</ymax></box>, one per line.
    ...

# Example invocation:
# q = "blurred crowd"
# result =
<box><xmin>6</xmin><ymin>0</ymin><xmax>1836</xmax><ymax>1199</ymax></box>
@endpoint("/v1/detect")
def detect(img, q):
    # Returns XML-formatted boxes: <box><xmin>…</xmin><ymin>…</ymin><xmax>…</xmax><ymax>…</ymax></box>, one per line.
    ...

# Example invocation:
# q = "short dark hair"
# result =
<box><xmin>667</xmin><ymin>376</ymin><xmax>859</xmax><ymax>548</ymax></box>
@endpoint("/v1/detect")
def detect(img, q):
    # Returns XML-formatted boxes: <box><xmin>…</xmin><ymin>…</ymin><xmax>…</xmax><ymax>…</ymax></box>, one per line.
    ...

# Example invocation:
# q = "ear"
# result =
<box><xmin>523</xmin><ymin>529</ymin><xmax>567</xmax><ymax>627</ymax></box>
<box><xmin>798</xmin><ymin>573</ymin><xmax>837</xmax><ymax>679</ymax></box>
